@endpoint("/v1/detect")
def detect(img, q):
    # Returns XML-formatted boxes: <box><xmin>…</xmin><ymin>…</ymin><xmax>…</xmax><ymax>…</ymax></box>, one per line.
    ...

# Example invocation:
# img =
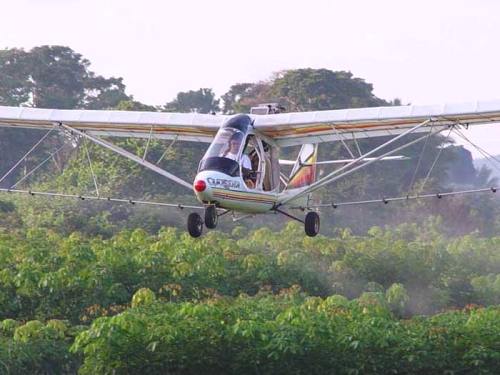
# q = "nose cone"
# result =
<box><xmin>192</xmin><ymin>173</ymin><xmax>213</xmax><ymax>203</ymax></box>
<box><xmin>193</xmin><ymin>179</ymin><xmax>206</xmax><ymax>192</ymax></box>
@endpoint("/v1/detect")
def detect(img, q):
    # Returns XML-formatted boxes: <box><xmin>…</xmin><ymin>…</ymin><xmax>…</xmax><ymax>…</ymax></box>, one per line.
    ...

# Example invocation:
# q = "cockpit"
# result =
<box><xmin>198</xmin><ymin>115</ymin><xmax>251</xmax><ymax>178</ymax></box>
<box><xmin>198</xmin><ymin>114</ymin><xmax>280</xmax><ymax>191</ymax></box>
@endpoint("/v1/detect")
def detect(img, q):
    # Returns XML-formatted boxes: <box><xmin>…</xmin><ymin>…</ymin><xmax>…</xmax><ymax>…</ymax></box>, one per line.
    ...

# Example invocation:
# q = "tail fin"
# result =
<box><xmin>286</xmin><ymin>144</ymin><xmax>318</xmax><ymax>189</ymax></box>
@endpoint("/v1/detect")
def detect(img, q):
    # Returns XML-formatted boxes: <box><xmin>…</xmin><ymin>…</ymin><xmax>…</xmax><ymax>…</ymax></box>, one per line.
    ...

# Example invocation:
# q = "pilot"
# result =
<box><xmin>223</xmin><ymin>132</ymin><xmax>252</xmax><ymax>169</ymax></box>
<box><xmin>222</xmin><ymin>133</ymin><xmax>255</xmax><ymax>188</ymax></box>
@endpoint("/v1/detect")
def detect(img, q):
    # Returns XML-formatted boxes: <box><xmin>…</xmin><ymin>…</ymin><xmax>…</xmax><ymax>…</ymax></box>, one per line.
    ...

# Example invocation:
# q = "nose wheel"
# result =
<box><xmin>204</xmin><ymin>205</ymin><xmax>218</xmax><ymax>229</ymax></box>
<box><xmin>187</xmin><ymin>206</ymin><xmax>219</xmax><ymax>238</ymax></box>
<box><xmin>305</xmin><ymin>211</ymin><xmax>320</xmax><ymax>237</ymax></box>
<box><xmin>187</xmin><ymin>212</ymin><xmax>203</xmax><ymax>238</ymax></box>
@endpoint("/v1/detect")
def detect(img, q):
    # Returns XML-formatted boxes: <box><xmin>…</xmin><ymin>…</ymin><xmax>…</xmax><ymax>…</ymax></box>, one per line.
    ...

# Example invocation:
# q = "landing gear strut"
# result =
<box><xmin>204</xmin><ymin>205</ymin><xmax>218</xmax><ymax>229</ymax></box>
<box><xmin>274</xmin><ymin>207</ymin><xmax>320</xmax><ymax>237</ymax></box>
<box><xmin>187</xmin><ymin>212</ymin><xmax>203</xmax><ymax>238</ymax></box>
<box><xmin>305</xmin><ymin>211</ymin><xmax>320</xmax><ymax>237</ymax></box>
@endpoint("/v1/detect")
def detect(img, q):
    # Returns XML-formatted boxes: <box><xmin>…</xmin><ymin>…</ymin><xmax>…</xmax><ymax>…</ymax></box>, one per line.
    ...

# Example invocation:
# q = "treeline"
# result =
<box><xmin>0</xmin><ymin>46</ymin><xmax>391</xmax><ymax>112</ymax></box>
<box><xmin>0</xmin><ymin>223</ymin><xmax>499</xmax><ymax>372</ymax></box>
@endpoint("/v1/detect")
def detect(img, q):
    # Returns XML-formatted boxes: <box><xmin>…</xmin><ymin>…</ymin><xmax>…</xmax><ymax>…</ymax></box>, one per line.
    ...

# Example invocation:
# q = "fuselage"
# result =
<box><xmin>190</xmin><ymin>114</ymin><xmax>281</xmax><ymax>213</ymax></box>
<box><xmin>193</xmin><ymin>170</ymin><xmax>278</xmax><ymax>213</ymax></box>
<box><xmin>191</xmin><ymin>113</ymin><xmax>312</xmax><ymax>213</ymax></box>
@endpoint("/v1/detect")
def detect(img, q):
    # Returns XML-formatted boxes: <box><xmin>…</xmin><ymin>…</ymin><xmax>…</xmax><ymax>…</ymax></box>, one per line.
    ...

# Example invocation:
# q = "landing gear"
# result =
<box><xmin>274</xmin><ymin>208</ymin><xmax>320</xmax><ymax>237</ymax></box>
<box><xmin>204</xmin><ymin>205</ymin><xmax>218</xmax><ymax>229</ymax></box>
<box><xmin>305</xmin><ymin>211</ymin><xmax>320</xmax><ymax>237</ymax></box>
<box><xmin>187</xmin><ymin>212</ymin><xmax>203</xmax><ymax>238</ymax></box>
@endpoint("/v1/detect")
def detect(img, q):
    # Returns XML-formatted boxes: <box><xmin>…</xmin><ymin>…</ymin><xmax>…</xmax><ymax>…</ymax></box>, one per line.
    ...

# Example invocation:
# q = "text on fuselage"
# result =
<box><xmin>207</xmin><ymin>177</ymin><xmax>241</xmax><ymax>189</ymax></box>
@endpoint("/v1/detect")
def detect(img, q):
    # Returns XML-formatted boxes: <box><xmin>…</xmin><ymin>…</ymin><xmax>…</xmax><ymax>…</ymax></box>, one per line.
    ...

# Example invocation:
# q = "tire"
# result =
<box><xmin>187</xmin><ymin>212</ymin><xmax>203</xmax><ymax>238</ymax></box>
<box><xmin>204</xmin><ymin>205</ymin><xmax>218</xmax><ymax>229</ymax></box>
<box><xmin>305</xmin><ymin>211</ymin><xmax>320</xmax><ymax>237</ymax></box>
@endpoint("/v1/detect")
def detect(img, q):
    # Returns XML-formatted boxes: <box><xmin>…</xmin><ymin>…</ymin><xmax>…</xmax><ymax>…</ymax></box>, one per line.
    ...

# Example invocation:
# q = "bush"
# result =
<box><xmin>72</xmin><ymin>295</ymin><xmax>500</xmax><ymax>374</ymax></box>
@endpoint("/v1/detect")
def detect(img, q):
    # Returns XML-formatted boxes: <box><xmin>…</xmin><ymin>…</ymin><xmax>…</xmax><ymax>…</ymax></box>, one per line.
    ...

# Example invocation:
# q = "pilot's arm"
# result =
<box><xmin>241</xmin><ymin>154</ymin><xmax>255</xmax><ymax>187</ymax></box>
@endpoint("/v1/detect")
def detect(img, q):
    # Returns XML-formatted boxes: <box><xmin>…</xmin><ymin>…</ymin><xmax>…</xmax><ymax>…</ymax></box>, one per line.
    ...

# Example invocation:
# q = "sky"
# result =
<box><xmin>2</xmin><ymin>0</ymin><xmax>500</xmax><ymax>158</ymax></box>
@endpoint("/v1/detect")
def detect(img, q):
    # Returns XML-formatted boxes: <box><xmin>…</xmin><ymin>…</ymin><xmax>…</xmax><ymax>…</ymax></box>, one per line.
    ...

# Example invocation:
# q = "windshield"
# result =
<box><xmin>203</xmin><ymin>128</ymin><xmax>244</xmax><ymax>160</ymax></box>
<box><xmin>198</xmin><ymin>115</ymin><xmax>252</xmax><ymax>176</ymax></box>
<box><xmin>198</xmin><ymin>128</ymin><xmax>245</xmax><ymax>177</ymax></box>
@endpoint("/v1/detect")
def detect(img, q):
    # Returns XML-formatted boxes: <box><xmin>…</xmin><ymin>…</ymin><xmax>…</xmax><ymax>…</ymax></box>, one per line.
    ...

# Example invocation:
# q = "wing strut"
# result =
<box><xmin>280</xmin><ymin>119</ymin><xmax>436</xmax><ymax>205</ymax></box>
<box><xmin>83</xmin><ymin>138</ymin><xmax>100</xmax><ymax>196</ymax></box>
<box><xmin>58</xmin><ymin>123</ymin><xmax>193</xmax><ymax>190</ymax></box>
<box><xmin>0</xmin><ymin>126</ymin><xmax>56</xmax><ymax>185</ymax></box>
<box><xmin>10</xmin><ymin>143</ymin><xmax>67</xmax><ymax>189</ymax></box>
<box><xmin>419</xmin><ymin>126</ymin><xmax>454</xmax><ymax>192</ymax></box>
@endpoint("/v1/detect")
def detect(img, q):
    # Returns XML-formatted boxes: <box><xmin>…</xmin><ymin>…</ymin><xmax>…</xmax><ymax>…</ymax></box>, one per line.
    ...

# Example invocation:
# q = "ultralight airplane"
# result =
<box><xmin>0</xmin><ymin>101</ymin><xmax>499</xmax><ymax>237</ymax></box>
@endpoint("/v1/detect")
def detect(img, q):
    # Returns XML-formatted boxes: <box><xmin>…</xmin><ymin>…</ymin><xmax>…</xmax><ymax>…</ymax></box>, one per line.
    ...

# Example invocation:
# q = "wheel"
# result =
<box><xmin>204</xmin><ymin>205</ymin><xmax>218</xmax><ymax>229</ymax></box>
<box><xmin>305</xmin><ymin>211</ymin><xmax>320</xmax><ymax>237</ymax></box>
<box><xmin>187</xmin><ymin>212</ymin><xmax>203</xmax><ymax>237</ymax></box>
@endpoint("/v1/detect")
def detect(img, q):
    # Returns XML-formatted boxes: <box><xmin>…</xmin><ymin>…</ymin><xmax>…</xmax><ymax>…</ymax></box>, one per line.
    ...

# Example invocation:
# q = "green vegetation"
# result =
<box><xmin>2</xmin><ymin>221</ymin><xmax>500</xmax><ymax>322</ymax></box>
<box><xmin>72</xmin><ymin>295</ymin><xmax>500</xmax><ymax>374</ymax></box>
<box><xmin>0</xmin><ymin>46</ymin><xmax>128</xmax><ymax>109</ymax></box>
<box><xmin>0</xmin><ymin>223</ymin><xmax>498</xmax><ymax>373</ymax></box>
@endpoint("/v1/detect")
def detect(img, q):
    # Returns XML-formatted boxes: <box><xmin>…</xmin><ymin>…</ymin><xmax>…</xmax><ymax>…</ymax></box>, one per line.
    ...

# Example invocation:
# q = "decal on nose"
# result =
<box><xmin>207</xmin><ymin>177</ymin><xmax>240</xmax><ymax>189</ymax></box>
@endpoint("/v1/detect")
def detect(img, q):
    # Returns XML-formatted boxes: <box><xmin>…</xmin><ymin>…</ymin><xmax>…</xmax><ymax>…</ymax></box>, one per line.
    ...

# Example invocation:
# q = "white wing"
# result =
<box><xmin>2</xmin><ymin>100</ymin><xmax>500</xmax><ymax>146</ymax></box>
<box><xmin>253</xmin><ymin>100</ymin><xmax>500</xmax><ymax>146</ymax></box>
<box><xmin>0</xmin><ymin>106</ymin><xmax>230</xmax><ymax>142</ymax></box>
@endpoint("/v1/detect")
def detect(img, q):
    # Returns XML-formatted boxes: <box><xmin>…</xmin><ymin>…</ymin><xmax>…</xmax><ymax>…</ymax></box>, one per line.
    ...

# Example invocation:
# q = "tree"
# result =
<box><xmin>221</xmin><ymin>82</ymin><xmax>272</xmax><ymax>114</ymax></box>
<box><xmin>114</xmin><ymin>99</ymin><xmax>158</xmax><ymax>112</ymax></box>
<box><xmin>0</xmin><ymin>48</ymin><xmax>31</xmax><ymax>106</ymax></box>
<box><xmin>386</xmin><ymin>283</ymin><xmax>410</xmax><ymax>317</ymax></box>
<box><xmin>270</xmin><ymin>69</ymin><xmax>389</xmax><ymax>111</ymax></box>
<box><xmin>29</xmin><ymin>46</ymin><xmax>90</xmax><ymax>108</ymax></box>
<box><xmin>221</xmin><ymin>68</ymin><xmax>392</xmax><ymax>114</ymax></box>
<box><xmin>164</xmin><ymin>88</ymin><xmax>220</xmax><ymax>113</ymax></box>
<box><xmin>0</xmin><ymin>46</ymin><xmax>130</xmax><ymax>109</ymax></box>
<box><xmin>0</xmin><ymin>46</ymin><xmax>133</xmax><ymax>187</ymax></box>
<box><xmin>221</xmin><ymin>83</ymin><xmax>254</xmax><ymax>114</ymax></box>
<box><xmin>82</xmin><ymin>75</ymin><xmax>129</xmax><ymax>110</ymax></box>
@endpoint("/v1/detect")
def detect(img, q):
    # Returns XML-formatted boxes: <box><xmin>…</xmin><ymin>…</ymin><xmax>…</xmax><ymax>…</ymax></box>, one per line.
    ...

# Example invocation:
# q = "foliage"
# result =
<box><xmin>114</xmin><ymin>99</ymin><xmax>158</xmax><ymax>112</ymax></box>
<box><xmin>0</xmin><ymin>318</ymin><xmax>80</xmax><ymax>374</ymax></box>
<box><xmin>221</xmin><ymin>82</ymin><xmax>270</xmax><ymax>114</ymax></box>
<box><xmin>386</xmin><ymin>283</ymin><xmax>410</xmax><ymax>317</ymax></box>
<box><xmin>0</xmin><ymin>45</ymin><xmax>131</xmax><ymax>187</ymax></box>
<box><xmin>221</xmin><ymin>68</ymin><xmax>390</xmax><ymax>114</ymax></box>
<box><xmin>0</xmin><ymin>219</ymin><xmax>496</xmax><ymax>372</ymax></box>
<box><xmin>71</xmin><ymin>294</ymin><xmax>500</xmax><ymax>374</ymax></box>
<box><xmin>270</xmin><ymin>68</ymin><xmax>389</xmax><ymax>111</ymax></box>
<box><xmin>0</xmin><ymin>48</ymin><xmax>32</xmax><ymax>106</ymax></box>
<box><xmin>0</xmin><ymin>222</ymin><xmax>497</xmax><ymax>325</ymax></box>
<box><xmin>0</xmin><ymin>46</ymin><xmax>129</xmax><ymax>109</ymax></box>
<box><xmin>131</xmin><ymin>288</ymin><xmax>156</xmax><ymax>308</ymax></box>
<box><xmin>164</xmin><ymin>88</ymin><xmax>220</xmax><ymax>113</ymax></box>
<box><xmin>471</xmin><ymin>274</ymin><xmax>500</xmax><ymax>305</ymax></box>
